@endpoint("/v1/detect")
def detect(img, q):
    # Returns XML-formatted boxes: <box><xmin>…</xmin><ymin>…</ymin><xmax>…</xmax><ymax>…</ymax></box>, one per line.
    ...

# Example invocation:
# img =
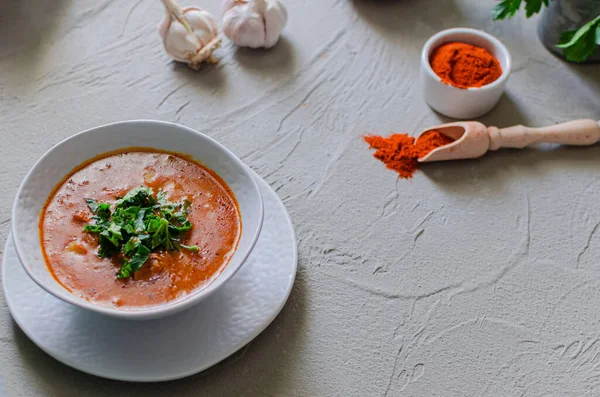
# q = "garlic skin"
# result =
<box><xmin>159</xmin><ymin>0</ymin><xmax>221</xmax><ymax>70</ymax></box>
<box><xmin>222</xmin><ymin>0</ymin><xmax>288</xmax><ymax>49</ymax></box>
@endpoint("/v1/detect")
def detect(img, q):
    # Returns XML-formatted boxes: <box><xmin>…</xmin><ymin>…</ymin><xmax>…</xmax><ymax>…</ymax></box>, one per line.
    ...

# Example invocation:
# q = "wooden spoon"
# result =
<box><xmin>417</xmin><ymin>119</ymin><xmax>600</xmax><ymax>163</ymax></box>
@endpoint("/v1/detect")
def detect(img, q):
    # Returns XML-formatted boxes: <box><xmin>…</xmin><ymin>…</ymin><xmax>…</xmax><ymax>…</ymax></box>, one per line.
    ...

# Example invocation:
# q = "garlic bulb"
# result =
<box><xmin>159</xmin><ymin>0</ymin><xmax>221</xmax><ymax>70</ymax></box>
<box><xmin>222</xmin><ymin>0</ymin><xmax>288</xmax><ymax>49</ymax></box>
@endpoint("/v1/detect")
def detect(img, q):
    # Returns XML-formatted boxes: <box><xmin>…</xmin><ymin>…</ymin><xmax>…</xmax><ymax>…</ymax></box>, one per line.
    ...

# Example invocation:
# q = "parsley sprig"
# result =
<box><xmin>557</xmin><ymin>15</ymin><xmax>600</xmax><ymax>63</ymax></box>
<box><xmin>492</xmin><ymin>0</ymin><xmax>549</xmax><ymax>20</ymax></box>
<box><xmin>492</xmin><ymin>0</ymin><xmax>599</xmax><ymax>63</ymax></box>
<box><xmin>83</xmin><ymin>187</ymin><xmax>198</xmax><ymax>279</ymax></box>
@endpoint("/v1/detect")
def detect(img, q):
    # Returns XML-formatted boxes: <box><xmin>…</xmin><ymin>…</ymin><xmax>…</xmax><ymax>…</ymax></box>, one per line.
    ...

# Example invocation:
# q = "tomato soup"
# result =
<box><xmin>40</xmin><ymin>149</ymin><xmax>241</xmax><ymax>308</ymax></box>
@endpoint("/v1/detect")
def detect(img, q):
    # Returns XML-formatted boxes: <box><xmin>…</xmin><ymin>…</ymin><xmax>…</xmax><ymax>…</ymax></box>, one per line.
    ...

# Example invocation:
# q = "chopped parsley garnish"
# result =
<box><xmin>83</xmin><ymin>187</ymin><xmax>198</xmax><ymax>279</ymax></box>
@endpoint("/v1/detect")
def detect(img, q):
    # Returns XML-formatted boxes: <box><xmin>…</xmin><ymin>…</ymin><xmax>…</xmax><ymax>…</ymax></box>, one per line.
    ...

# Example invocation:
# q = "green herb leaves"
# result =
<box><xmin>83</xmin><ymin>187</ymin><xmax>198</xmax><ymax>279</ymax></box>
<box><xmin>524</xmin><ymin>0</ymin><xmax>548</xmax><ymax>18</ymax></box>
<box><xmin>115</xmin><ymin>187</ymin><xmax>156</xmax><ymax>208</ymax></box>
<box><xmin>492</xmin><ymin>0</ymin><xmax>549</xmax><ymax>20</ymax></box>
<box><xmin>492</xmin><ymin>0</ymin><xmax>523</xmax><ymax>20</ymax></box>
<box><xmin>558</xmin><ymin>16</ymin><xmax>600</xmax><ymax>63</ymax></box>
<box><xmin>85</xmin><ymin>198</ymin><xmax>101</xmax><ymax>214</ymax></box>
<box><xmin>492</xmin><ymin>0</ymin><xmax>598</xmax><ymax>62</ymax></box>
<box><xmin>119</xmin><ymin>242</ymin><xmax>151</xmax><ymax>279</ymax></box>
<box><xmin>85</xmin><ymin>199</ymin><xmax>111</xmax><ymax>222</ymax></box>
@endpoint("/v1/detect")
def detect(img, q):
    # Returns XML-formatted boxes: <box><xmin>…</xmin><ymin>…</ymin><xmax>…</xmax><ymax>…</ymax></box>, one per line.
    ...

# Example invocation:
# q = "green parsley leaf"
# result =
<box><xmin>525</xmin><ymin>0</ymin><xmax>548</xmax><ymax>18</ymax></box>
<box><xmin>180</xmin><ymin>244</ymin><xmax>199</xmax><ymax>253</ymax></box>
<box><xmin>85</xmin><ymin>198</ymin><xmax>100</xmax><ymax>213</ymax></box>
<box><xmin>492</xmin><ymin>0</ymin><xmax>522</xmax><ymax>20</ymax></box>
<box><xmin>157</xmin><ymin>191</ymin><xmax>168</xmax><ymax>206</ymax></box>
<box><xmin>95</xmin><ymin>203</ymin><xmax>111</xmax><ymax>222</ymax></box>
<box><xmin>133</xmin><ymin>208</ymin><xmax>147</xmax><ymax>233</ymax></box>
<box><xmin>83</xmin><ymin>224</ymin><xmax>104</xmax><ymax>233</ymax></box>
<box><xmin>169</xmin><ymin>217</ymin><xmax>192</xmax><ymax>234</ymax></box>
<box><xmin>123</xmin><ymin>224</ymin><xmax>135</xmax><ymax>235</ymax></box>
<box><xmin>150</xmin><ymin>218</ymin><xmax>171</xmax><ymax>250</ymax></box>
<box><xmin>130</xmin><ymin>244</ymin><xmax>151</xmax><ymax>269</ymax></box>
<box><xmin>101</xmin><ymin>223</ymin><xmax>123</xmax><ymax>247</ymax></box>
<box><xmin>182</xmin><ymin>199</ymin><xmax>191</xmax><ymax>213</ymax></box>
<box><xmin>171</xmin><ymin>240</ymin><xmax>199</xmax><ymax>253</ymax></box>
<box><xmin>115</xmin><ymin>187</ymin><xmax>156</xmax><ymax>208</ymax></box>
<box><xmin>557</xmin><ymin>16</ymin><xmax>600</xmax><ymax>63</ymax></box>
<box><xmin>493</xmin><ymin>0</ymin><xmax>549</xmax><ymax>20</ymax></box>
<box><xmin>98</xmin><ymin>235</ymin><xmax>119</xmax><ymax>258</ymax></box>
<box><xmin>145</xmin><ymin>215</ymin><xmax>162</xmax><ymax>234</ymax></box>
<box><xmin>122</xmin><ymin>237</ymin><xmax>141</xmax><ymax>257</ymax></box>
<box><xmin>117</xmin><ymin>244</ymin><xmax>150</xmax><ymax>279</ymax></box>
<box><xmin>118</xmin><ymin>261</ymin><xmax>133</xmax><ymax>279</ymax></box>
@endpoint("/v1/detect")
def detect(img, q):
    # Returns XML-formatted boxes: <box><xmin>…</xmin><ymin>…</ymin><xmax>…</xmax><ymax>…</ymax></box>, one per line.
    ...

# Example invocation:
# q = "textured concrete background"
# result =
<box><xmin>1</xmin><ymin>0</ymin><xmax>600</xmax><ymax>396</ymax></box>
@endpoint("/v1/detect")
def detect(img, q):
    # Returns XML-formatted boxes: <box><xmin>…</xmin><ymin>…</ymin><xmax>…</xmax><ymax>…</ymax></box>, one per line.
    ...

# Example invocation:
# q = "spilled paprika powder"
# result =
<box><xmin>364</xmin><ymin>131</ymin><xmax>454</xmax><ymax>179</ymax></box>
<box><xmin>430</xmin><ymin>42</ymin><xmax>502</xmax><ymax>89</ymax></box>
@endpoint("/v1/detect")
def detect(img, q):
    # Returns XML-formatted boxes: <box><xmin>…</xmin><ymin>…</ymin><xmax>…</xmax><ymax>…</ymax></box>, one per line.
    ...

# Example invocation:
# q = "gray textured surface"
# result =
<box><xmin>0</xmin><ymin>0</ymin><xmax>599</xmax><ymax>396</ymax></box>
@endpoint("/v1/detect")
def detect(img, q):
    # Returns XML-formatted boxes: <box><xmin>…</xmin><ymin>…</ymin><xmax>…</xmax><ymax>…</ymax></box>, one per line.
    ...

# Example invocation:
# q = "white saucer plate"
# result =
<box><xmin>2</xmin><ymin>172</ymin><xmax>297</xmax><ymax>382</ymax></box>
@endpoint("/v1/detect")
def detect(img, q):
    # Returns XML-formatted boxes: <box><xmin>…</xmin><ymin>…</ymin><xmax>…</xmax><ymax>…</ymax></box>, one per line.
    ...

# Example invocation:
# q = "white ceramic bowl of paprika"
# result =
<box><xmin>421</xmin><ymin>27</ymin><xmax>512</xmax><ymax>119</ymax></box>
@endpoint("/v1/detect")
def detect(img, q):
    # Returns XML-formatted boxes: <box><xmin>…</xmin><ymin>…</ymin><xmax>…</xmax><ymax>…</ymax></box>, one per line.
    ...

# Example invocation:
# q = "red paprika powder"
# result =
<box><xmin>430</xmin><ymin>42</ymin><xmax>502</xmax><ymax>89</ymax></box>
<box><xmin>364</xmin><ymin>130</ymin><xmax>454</xmax><ymax>179</ymax></box>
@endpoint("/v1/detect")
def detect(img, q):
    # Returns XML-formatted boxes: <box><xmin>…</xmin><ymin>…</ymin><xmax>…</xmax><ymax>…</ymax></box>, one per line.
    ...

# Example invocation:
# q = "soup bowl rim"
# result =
<box><xmin>11</xmin><ymin>120</ymin><xmax>264</xmax><ymax>320</ymax></box>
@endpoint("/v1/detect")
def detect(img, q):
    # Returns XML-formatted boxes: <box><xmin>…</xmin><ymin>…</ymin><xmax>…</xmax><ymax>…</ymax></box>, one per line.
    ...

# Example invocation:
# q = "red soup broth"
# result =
<box><xmin>39</xmin><ymin>149</ymin><xmax>241</xmax><ymax>308</ymax></box>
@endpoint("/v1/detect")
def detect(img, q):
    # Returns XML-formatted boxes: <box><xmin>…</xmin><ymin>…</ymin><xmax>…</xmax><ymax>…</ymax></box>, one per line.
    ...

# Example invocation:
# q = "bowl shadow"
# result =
<box><xmin>427</xmin><ymin>91</ymin><xmax>532</xmax><ymax>127</ymax></box>
<box><xmin>477</xmin><ymin>92</ymin><xmax>532</xmax><ymax>127</ymax></box>
<box><xmin>421</xmin><ymin>143</ymin><xmax>600</xmax><ymax>196</ymax></box>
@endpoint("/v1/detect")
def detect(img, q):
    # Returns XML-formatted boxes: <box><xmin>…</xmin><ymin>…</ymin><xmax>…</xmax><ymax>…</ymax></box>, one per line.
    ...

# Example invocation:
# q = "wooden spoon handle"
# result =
<box><xmin>488</xmin><ymin>119</ymin><xmax>600</xmax><ymax>150</ymax></box>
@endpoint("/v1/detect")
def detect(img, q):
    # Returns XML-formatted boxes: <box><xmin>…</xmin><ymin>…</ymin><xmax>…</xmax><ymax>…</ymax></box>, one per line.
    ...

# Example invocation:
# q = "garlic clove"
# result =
<box><xmin>160</xmin><ymin>0</ymin><xmax>221</xmax><ymax>70</ymax></box>
<box><xmin>222</xmin><ymin>0</ymin><xmax>288</xmax><ymax>49</ymax></box>
<box><xmin>223</xmin><ymin>4</ymin><xmax>264</xmax><ymax>48</ymax></box>
<box><xmin>185</xmin><ymin>8</ymin><xmax>219</xmax><ymax>44</ymax></box>
<box><xmin>263</xmin><ymin>1</ymin><xmax>287</xmax><ymax>48</ymax></box>
<box><xmin>162</xmin><ymin>15</ymin><xmax>201</xmax><ymax>63</ymax></box>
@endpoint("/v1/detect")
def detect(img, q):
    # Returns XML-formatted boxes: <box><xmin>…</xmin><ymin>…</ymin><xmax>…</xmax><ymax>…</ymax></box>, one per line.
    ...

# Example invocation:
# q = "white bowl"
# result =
<box><xmin>11</xmin><ymin>120</ymin><xmax>264</xmax><ymax>320</ymax></box>
<box><xmin>421</xmin><ymin>27</ymin><xmax>512</xmax><ymax>119</ymax></box>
